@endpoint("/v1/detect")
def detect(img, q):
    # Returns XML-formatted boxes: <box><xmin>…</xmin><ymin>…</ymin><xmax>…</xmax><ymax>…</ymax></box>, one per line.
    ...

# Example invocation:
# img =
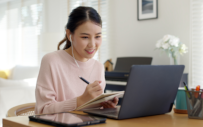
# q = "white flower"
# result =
<box><xmin>162</xmin><ymin>43</ymin><xmax>170</xmax><ymax>49</ymax></box>
<box><xmin>168</xmin><ymin>36</ymin><xmax>179</xmax><ymax>47</ymax></box>
<box><xmin>156</xmin><ymin>39</ymin><xmax>163</xmax><ymax>48</ymax></box>
<box><xmin>156</xmin><ymin>34</ymin><xmax>188</xmax><ymax>57</ymax></box>
<box><xmin>179</xmin><ymin>44</ymin><xmax>188</xmax><ymax>55</ymax></box>
<box><xmin>163</xmin><ymin>35</ymin><xmax>171</xmax><ymax>42</ymax></box>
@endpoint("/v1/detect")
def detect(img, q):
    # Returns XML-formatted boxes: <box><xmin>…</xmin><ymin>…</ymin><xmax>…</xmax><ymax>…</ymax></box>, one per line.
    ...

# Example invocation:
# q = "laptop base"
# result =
<box><xmin>84</xmin><ymin>107</ymin><xmax>120</xmax><ymax>119</ymax></box>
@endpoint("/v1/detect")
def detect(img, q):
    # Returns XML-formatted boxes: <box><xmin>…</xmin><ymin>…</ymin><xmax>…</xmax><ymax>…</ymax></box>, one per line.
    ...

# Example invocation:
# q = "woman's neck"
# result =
<box><xmin>65</xmin><ymin>47</ymin><xmax>88</xmax><ymax>62</ymax></box>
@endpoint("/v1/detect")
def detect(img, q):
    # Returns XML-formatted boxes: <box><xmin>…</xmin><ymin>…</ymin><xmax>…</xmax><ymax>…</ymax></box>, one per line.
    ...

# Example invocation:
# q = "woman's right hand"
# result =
<box><xmin>77</xmin><ymin>81</ymin><xmax>103</xmax><ymax>107</ymax></box>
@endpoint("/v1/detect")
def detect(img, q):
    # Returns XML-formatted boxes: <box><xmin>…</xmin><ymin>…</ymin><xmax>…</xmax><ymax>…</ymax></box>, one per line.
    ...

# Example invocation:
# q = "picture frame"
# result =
<box><xmin>137</xmin><ymin>0</ymin><xmax>158</xmax><ymax>21</ymax></box>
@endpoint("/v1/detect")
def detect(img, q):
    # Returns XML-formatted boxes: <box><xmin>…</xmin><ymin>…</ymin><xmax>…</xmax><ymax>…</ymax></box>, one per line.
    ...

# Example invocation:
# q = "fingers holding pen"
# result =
<box><xmin>83</xmin><ymin>80</ymin><xmax>103</xmax><ymax>99</ymax></box>
<box><xmin>90</xmin><ymin>81</ymin><xmax>103</xmax><ymax>96</ymax></box>
<box><xmin>89</xmin><ymin>81</ymin><xmax>102</xmax><ymax>88</ymax></box>
<box><xmin>87</xmin><ymin>81</ymin><xmax>102</xmax><ymax>91</ymax></box>
<box><xmin>92</xmin><ymin>83</ymin><xmax>102</xmax><ymax>91</ymax></box>
<box><xmin>77</xmin><ymin>80</ymin><xmax>103</xmax><ymax>108</ymax></box>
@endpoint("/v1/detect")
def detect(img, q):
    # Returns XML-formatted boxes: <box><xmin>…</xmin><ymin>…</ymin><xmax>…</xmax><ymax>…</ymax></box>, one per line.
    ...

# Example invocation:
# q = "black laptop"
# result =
<box><xmin>84</xmin><ymin>65</ymin><xmax>185</xmax><ymax>119</ymax></box>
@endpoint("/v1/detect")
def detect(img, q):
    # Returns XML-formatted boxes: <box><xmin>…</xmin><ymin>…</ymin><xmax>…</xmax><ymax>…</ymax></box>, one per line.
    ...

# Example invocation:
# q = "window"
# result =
<box><xmin>0</xmin><ymin>0</ymin><xmax>42</xmax><ymax>69</ymax></box>
<box><xmin>190</xmin><ymin>0</ymin><xmax>203</xmax><ymax>87</ymax></box>
<box><xmin>0</xmin><ymin>0</ymin><xmax>110</xmax><ymax>69</ymax></box>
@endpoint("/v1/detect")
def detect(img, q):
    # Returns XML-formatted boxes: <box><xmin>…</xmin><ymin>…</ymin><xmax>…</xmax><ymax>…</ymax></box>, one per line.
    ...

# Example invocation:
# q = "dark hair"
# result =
<box><xmin>58</xmin><ymin>6</ymin><xmax>102</xmax><ymax>50</ymax></box>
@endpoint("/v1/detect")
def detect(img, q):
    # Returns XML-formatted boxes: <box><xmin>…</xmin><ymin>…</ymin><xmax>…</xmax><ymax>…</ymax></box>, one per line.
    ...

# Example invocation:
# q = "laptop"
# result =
<box><xmin>84</xmin><ymin>65</ymin><xmax>185</xmax><ymax>119</ymax></box>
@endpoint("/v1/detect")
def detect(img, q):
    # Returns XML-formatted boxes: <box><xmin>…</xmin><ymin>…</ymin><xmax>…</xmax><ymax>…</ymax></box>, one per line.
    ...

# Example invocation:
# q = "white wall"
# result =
<box><xmin>108</xmin><ymin>0</ymin><xmax>190</xmax><ymax>73</ymax></box>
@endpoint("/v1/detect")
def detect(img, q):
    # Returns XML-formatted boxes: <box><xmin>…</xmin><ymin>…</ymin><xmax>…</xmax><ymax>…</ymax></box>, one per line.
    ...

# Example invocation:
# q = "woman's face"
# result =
<box><xmin>69</xmin><ymin>21</ymin><xmax>102</xmax><ymax>62</ymax></box>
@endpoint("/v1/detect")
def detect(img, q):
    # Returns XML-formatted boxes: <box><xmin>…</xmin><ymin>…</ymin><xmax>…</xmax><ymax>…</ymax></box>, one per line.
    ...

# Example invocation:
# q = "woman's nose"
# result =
<box><xmin>88</xmin><ymin>38</ymin><xmax>96</xmax><ymax>48</ymax></box>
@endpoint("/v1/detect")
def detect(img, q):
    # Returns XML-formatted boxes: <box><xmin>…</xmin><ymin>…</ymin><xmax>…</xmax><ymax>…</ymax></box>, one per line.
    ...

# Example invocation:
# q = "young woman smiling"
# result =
<box><xmin>35</xmin><ymin>6</ymin><xmax>118</xmax><ymax>114</ymax></box>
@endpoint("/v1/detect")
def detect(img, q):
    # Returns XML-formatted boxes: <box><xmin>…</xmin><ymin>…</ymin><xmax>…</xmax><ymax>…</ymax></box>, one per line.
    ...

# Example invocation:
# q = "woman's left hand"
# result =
<box><xmin>100</xmin><ymin>97</ymin><xmax>119</xmax><ymax>108</ymax></box>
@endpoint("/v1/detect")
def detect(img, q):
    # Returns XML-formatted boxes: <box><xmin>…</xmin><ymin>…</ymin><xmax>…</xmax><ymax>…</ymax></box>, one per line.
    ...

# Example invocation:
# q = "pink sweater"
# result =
<box><xmin>35</xmin><ymin>50</ymin><xmax>106</xmax><ymax>114</ymax></box>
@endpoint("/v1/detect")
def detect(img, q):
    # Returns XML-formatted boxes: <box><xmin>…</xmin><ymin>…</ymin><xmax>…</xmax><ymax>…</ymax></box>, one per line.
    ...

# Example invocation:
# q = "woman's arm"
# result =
<box><xmin>35</xmin><ymin>85</ymin><xmax>77</xmax><ymax>114</ymax></box>
<box><xmin>35</xmin><ymin>54</ymin><xmax>77</xmax><ymax>114</ymax></box>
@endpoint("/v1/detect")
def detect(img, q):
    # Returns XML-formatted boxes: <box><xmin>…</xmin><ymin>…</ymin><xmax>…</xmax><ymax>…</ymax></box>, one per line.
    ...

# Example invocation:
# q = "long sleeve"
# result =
<box><xmin>35</xmin><ymin>54</ymin><xmax>77</xmax><ymax>114</ymax></box>
<box><xmin>35</xmin><ymin>85</ymin><xmax>77</xmax><ymax>114</ymax></box>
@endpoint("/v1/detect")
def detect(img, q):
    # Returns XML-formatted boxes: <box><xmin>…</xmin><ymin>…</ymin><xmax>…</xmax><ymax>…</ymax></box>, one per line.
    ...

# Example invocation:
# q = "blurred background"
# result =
<box><xmin>0</xmin><ymin>0</ymin><xmax>202</xmax><ymax>126</ymax></box>
<box><xmin>0</xmin><ymin>0</ymin><xmax>191</xmax><ymax>70</ymax></box>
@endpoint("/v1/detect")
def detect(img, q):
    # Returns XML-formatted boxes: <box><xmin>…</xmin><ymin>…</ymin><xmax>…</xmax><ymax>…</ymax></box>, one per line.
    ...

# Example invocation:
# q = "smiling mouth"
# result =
<box><xmin>85</xmin><ymin>49</ymin><xmax>95</xmax><ymax>54</ymax></box>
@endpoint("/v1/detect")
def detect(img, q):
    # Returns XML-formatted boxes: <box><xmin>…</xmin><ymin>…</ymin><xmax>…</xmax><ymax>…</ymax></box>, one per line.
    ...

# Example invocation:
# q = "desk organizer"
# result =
<box><xmin>185</xmin><ymin>90</ymin><xmax>203</xmax><ymax>119</ymax></box>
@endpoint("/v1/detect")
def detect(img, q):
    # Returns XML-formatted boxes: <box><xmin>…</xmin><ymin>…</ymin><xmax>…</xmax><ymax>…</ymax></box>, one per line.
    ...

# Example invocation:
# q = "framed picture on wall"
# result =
<box><xmin>137</xmin><ymin>0</ymin><xmax>158</xmax><ymax>21</ymax></box>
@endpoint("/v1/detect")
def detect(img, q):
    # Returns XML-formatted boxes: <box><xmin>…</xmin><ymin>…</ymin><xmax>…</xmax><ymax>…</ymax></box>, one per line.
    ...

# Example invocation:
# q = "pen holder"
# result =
<box><xmin>185</xmin><ymin>90</ymin><xmax>203</xmax><ymax>119</ymax></box>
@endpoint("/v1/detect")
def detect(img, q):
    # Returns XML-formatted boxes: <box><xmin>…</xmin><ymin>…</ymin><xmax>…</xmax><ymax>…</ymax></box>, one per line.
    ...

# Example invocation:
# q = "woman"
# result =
<box><xmin>35</xmin><ymin>6</ymin><xmax>118</xmax><ymax>114</ymax></box>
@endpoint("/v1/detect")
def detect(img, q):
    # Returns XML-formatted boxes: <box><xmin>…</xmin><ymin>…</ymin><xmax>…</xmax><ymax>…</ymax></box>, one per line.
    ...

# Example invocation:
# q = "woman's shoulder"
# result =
<box><xmin>41</xmin><ymin>50</ymin><xmax>64</xmax><ymax>64</ymax></box>
<box><xmin>91</xmin><ymin>59</ymin><xmax>104</xmax><ymax>70</ymax></box>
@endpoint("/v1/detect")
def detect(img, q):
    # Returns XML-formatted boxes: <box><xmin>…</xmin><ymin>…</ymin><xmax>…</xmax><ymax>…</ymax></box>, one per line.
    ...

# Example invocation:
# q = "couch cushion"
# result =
<box><xmin>8</xmin><ymin>65</ymin><xmax>39</xmax><ymax>80</ymax></box>
<box><xmin>23</xmin><ymin>78</ymin><xmax>37</xmax><ymax>86</ymax></box>
<box><xmin>0</xmin><ymin>78</ymin><xmax>28</xmax><ymax>87</ymax></box>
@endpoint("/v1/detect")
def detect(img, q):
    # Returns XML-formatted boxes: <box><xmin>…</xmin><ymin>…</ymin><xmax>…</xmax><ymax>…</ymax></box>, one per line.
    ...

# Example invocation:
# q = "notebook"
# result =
<box><xmin>76</xmin><ymin>91</ymin><xmax>124</xmax><ymax>110</ymax></box>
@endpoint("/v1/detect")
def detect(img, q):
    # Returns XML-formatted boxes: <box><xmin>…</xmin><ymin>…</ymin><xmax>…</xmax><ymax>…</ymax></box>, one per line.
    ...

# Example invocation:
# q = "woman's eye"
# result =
<box><xmin>96</xmin><ymin>36</ymin><xmax>101</xmax><ymax>39</ymax></box>
<box><xmin>82</xmin><ymin>37</ymin><xmax>88</xmax><ymax>39</ymax></box>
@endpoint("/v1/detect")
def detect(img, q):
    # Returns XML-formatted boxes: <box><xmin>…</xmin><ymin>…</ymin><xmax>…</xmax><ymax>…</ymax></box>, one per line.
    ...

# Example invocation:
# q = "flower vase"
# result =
<box><xmin>170</xmin><ymin>53</ymin><xmax>179</xmax><ymax>65</ymax></box>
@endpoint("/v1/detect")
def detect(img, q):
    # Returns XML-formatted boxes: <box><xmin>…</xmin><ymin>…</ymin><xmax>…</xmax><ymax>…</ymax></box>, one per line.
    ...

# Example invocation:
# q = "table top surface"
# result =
<box><xmin>3</xmin><ymin>109</ymin><xmax>203</xmax><ymax>127</ymax></box>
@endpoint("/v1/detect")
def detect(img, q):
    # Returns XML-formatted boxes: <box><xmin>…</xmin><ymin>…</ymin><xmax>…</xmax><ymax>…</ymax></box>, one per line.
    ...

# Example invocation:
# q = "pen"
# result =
<box><xmin>79</xmin><ymin>76</ymin><xmax>89</xmax><ymax>84</ymax></box>
<box><xmin>183</xmin><ymin>82</ymin><xmax>191</xmax><ymax>99</ymax></box>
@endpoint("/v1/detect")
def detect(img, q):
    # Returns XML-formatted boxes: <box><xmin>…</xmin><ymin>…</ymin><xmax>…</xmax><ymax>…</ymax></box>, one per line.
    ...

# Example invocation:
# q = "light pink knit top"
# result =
<box><xmin>35</xmin><ymin>50</ymin><xmax>106</xmax><ymax>114</ymax></box>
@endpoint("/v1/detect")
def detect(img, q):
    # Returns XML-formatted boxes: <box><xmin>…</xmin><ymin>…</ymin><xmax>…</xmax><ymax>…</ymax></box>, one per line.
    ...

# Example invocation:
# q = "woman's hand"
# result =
<box><xmin>77</xmin><ymin>80</ymin><xmax>103</xmax><ymax>107</ymax></box>
<box><xmin>100</xmin><ymin>97</ymin><xmax>119</xmax><ymax>108</ymax></box>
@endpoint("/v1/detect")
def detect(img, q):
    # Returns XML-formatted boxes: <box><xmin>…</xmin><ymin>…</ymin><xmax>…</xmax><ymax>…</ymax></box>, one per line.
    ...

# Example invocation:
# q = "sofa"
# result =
<box><xmin>0</xmin><ymin>65</ymin><xmax>39</xmax><ymax>126</ymax></box>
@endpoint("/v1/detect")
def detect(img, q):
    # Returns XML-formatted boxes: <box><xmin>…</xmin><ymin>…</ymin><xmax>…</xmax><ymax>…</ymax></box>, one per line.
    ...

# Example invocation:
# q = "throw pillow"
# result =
<box><xmin>0</xmin><ymin>70</ymin><xmax>8</xmax><ymax>79</ymax></box>
<box><xmin>8</xmin><ymin>65</ymin><xmax>39</xmax><ymax>80</ymax></box>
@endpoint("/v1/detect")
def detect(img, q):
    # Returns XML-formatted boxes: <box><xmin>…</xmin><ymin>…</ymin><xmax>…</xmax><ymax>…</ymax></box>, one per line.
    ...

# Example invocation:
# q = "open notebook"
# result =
<box><xmin>76</xmin><ymin>91</ymin><xmax>124</xmax><ymax>111</ymax></box>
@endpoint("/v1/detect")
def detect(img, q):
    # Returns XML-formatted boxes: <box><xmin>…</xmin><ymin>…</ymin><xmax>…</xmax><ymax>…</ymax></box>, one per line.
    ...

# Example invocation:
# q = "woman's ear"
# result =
<box><xmin>66</xmin><ymin>29</ymin><xmax>71</xmax><ymax>42</ymax></box>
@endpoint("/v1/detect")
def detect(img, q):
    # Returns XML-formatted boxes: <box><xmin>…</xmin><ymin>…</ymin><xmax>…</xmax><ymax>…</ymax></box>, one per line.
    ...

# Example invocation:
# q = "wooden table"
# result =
<box><xmin>3</xmin><ymin>110</ymin><xmax>203</xmax><ymax>127</ymax></box>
